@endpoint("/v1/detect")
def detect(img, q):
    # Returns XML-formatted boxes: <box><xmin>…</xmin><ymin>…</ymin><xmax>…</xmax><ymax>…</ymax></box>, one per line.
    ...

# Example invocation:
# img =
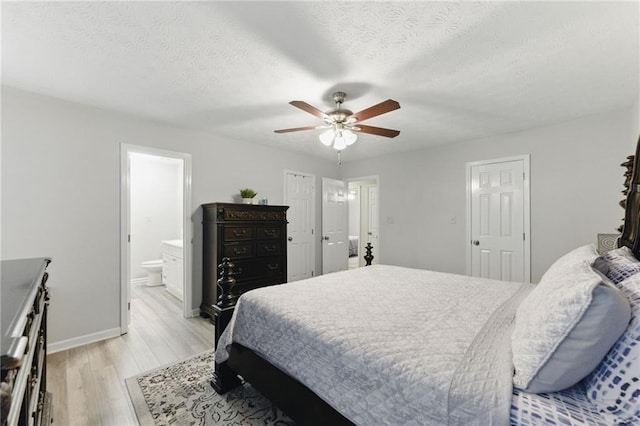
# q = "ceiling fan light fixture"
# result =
<box><xmin>333</xmin><ymin>135</ymin><xmax>347</xmax><ymax>150</ymax></box>
<box><xmin>319</xmin><ymin>129</ymin><xmax>335</xmax><ymax>146</ymax></box>
<box><xmin>343</xmin><ymin>129</ymin><xmax>357</xmax><ymax>146</ymax></box>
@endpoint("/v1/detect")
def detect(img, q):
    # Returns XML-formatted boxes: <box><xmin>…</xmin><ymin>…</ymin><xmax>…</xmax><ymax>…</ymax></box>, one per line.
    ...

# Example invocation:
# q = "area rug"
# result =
<box><xmin>125</xmin><ymin>350</ymin><xmax>295</xmax><ymax>425</ymax></box>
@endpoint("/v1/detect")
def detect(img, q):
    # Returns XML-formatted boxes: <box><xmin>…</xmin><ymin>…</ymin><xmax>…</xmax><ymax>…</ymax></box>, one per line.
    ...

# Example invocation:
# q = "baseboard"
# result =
<box><xmin>164</xmin><ymin>286</ymin><xmax>184</xmax><ymax>302</ymax></box>
<box><xmin>130</xmin><ymin>277</ymin><xmax>147</xmax><ymax>286</ymax></box>
<box><xmin>190</xmin><ymin>308</ymin><xmax>200</xmax><ymax>318</ymax></box>
<box><xmin>47</xmin><ymin>327</ymin><xmax>121</xmax><ymax>354</ymax></box>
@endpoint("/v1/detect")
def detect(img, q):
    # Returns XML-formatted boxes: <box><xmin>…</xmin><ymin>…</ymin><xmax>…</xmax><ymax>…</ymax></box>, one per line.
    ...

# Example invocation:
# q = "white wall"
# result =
<box><xmin>630</xmin><ymin>97</ymin><xmax>640</xmax><ymax>138</ymax></box>
<box><xmin>342</xmin><ymin>105</ymin><xmax>639</xmax><ymax>282</ymax></box>
<box><xmin>3</xmin><ymin>85</ymin><xmax>637</xmax><ymax>348</ymax></box>
<box><xmin>130</xmin><ymin>153</ymin><xmax>183</xmax><ymax>279</ymax></box>
<box><xmin>1</xmin><ymin>86</ymin><xmax>341</xmax><ymax>347</ymax></box>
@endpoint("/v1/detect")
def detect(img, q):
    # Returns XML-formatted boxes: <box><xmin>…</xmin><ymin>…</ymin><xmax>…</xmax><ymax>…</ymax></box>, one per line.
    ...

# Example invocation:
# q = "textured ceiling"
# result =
<box><xmin>2</xmin><ymin>1</ymin><xmax>639</xmax><ymax>162</ymax></box>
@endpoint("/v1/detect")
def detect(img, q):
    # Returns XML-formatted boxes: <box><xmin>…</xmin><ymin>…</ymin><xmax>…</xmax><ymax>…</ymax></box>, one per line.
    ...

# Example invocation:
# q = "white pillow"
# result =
<box><xmin>539</xmin><ymin>244</ymin><xmax>599</xmax><ymax>282</ymax></box>
<box><xmin>512</xmin><ymin>245</ymin><xmax>631</xmax><ymax>393</ymax></box>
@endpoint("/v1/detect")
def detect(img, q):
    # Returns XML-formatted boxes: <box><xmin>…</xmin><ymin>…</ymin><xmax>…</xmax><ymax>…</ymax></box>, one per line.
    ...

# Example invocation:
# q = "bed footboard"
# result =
<box><xmin>226</xmin><ymin>343</ymin><xmax>354</xmax><ymax>426</ymax></box>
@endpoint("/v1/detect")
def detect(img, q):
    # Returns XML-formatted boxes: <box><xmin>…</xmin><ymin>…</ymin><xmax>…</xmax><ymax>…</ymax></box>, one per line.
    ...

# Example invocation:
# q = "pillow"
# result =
<box><xmin>593</xmin><ymin>245</ymin><xmax>640</xmax><ymax>284</ymax></box>
<box><xmin>512</xmin><ymin>245</ymin><xmax>631</xmax><ymax>393</ymax></box>
<box><xmin>539</xmin><ymin>244</ymin><xmax>599</xmax><ymax>283</ymax></box>
<box><xmin>584</xmin><ymin>274</ymin><xmax>640</xmax><ymax>424</ymax></box>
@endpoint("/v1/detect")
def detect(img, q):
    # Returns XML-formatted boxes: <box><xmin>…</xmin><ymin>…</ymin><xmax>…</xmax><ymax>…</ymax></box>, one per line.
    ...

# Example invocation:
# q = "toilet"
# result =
<box><xmin>141</xmin><ymin>260</ymin><xmax>163</xmax><ymax>286</ymax></box>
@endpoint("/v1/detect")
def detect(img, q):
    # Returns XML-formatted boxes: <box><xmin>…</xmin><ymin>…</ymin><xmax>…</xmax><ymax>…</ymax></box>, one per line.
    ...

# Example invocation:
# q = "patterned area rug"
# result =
<box><xmin>125</xmin><ymin>350</ymin><xmax>295</xmax><ymax>425</ymax></box>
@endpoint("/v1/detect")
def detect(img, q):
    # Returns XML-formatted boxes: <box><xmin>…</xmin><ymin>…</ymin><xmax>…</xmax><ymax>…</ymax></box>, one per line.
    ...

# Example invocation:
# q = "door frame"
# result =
<box><xmin>120</xmin><ymin>144</ymin><xmax>193</xmax><ymax>334</ymax></box>
<box><xmin>346</xmin><ymin>175</ymin><xmax>380</xmax><ymax>266</ymax></box>
<box><xmin>283</xmin><ymin>169</ymin><xmax>316</xmax><ymax>281</ymax></box>
<box><xmin>465</xmin><ymin>155</ymin><xmax>530</xmax><ymax>282</ymax></box>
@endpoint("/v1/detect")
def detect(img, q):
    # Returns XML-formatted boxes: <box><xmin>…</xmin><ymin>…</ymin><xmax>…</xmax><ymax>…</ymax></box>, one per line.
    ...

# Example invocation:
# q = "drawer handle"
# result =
<box><xmin>233</xmin><ymin>247</ymin><xmax>248</xmax><ymax>255</ymax></box>
<box><xmin>267</xmin><ymin>263</ymin><xmax>279</xmax><ymax>270</ymax></box>
<box><xmin>263</xmin><ymin>245</ymin><xmax>277</xmax><ymax>252</ymax></box>
<box><xmin>263</xmin><ymin>229</ymin><xmax>276</xmax><ymax>237</ymax></box>
<box><xmin>233</xmin><ymin>230</ymin><xmax>247</xmax><ymax>237</ymax></box>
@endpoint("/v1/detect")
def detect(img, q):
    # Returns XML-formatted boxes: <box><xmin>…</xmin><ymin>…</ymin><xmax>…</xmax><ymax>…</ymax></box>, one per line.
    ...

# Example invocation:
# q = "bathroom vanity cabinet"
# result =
<box><xmin>162</xmin><ymin>240</ymin><xmax>184</xmax><ymax>301</ymax></box>
<box><xmin>200</xmin><ymin>202</ymin><xmax>288</xmax><ymax>321</ymax></box>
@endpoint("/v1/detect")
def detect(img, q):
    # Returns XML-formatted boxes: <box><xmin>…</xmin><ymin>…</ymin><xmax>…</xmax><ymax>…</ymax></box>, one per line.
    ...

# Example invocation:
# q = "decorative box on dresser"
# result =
<box><xmin>1</xmin><ymin>258</ymin><xmax>52</xmax><ymax>426</ymax></box>
<box><xmin>200</xmin><ymin>203</ymin><xmax>289</xmax><ymax>323</ymax></box>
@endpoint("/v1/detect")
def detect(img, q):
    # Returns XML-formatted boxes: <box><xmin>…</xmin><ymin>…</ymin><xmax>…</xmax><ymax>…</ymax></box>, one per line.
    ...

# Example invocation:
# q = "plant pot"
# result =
<box><xmin>242</xmin><ymin>198</ymin><xmax>254</xmax><ymax>204</ymax></box>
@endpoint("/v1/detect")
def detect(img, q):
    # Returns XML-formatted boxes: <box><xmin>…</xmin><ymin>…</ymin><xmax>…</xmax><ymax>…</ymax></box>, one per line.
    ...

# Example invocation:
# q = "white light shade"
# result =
<box><xmin>343</xmin><ymin>130</ymin><xmax>357</xmax><ymax>146</ymax></box>
<box><xmin>333</xmin><ymin>135</ymin><xmax>347</xmax><ymax>150</ymax></box>
<box><xmin>319</xmin><ymin>129</ymin><xmax>334</xmax><ymax>146</ymax></box>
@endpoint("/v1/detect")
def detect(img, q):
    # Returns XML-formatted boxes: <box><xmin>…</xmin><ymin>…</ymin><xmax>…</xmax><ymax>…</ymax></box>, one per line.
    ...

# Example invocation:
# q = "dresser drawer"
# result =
<box><xmin>256</xmin><ymin>225</ymin><xmax>281</xmax><ymax>240</ymax></box>
<box><xmin>223</xmin><ymin>242</ymin><xmax>254</xmax><ymax>259</ymax></box>
<box><xmin>256</xmin><ymin>242</ymin><xmax>282</xmax><ymax>257</ymax></box>
<box><xmin>232</xmin><ymin>257</ymin><xmax>285</xmax><ymax>282</ymax></box>
<box><xmin>224</xmin><ymin>226</ymin><xmax>253</xmax><ymax>241</ymax></box>
<box><xmin>234</xmin><ymin>279</ymin><xmax>285</xmax><ymax>297</ymax></box>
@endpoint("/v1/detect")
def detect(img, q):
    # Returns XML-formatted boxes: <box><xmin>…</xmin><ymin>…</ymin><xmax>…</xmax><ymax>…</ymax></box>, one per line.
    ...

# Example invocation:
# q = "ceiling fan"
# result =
<box><xmin>274</xmin><ymin>91</ymin><xmax>401</xmax><ymax>151</ymax></box>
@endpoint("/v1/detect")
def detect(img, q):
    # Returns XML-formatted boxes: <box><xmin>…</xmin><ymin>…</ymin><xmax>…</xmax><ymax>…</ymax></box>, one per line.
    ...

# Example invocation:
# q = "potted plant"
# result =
<box><xmin>239</xmin><ymin>188</ymin><xmax>257</xmax><ymax>204</ymax></box>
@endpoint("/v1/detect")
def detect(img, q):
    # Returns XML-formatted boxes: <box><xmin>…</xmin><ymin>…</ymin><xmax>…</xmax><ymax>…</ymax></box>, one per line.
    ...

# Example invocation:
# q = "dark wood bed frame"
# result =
<box><xmin>620</xmin><ymin>136</ymin><xmax>640</xmax><ymax>256</ymax></box>
<box><xmin>211</xmin><ymin>135</ymin><xmax>640</xmax><ymax>426</ymax></box>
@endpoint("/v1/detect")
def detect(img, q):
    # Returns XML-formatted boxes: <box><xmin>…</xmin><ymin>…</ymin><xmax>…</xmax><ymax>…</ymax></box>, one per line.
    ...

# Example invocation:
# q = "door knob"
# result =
<box><xmin>472</xmin><ymin>240</ymin><xmax>480</xmax><ymax>246</ymax></box>
<box><xmin>323</xmin><ymin>236</ymin><xmax>330</xmax><ymax>241</ymax></box>
<box><xmin>287</xmin><ymin>236</ymin><xmax>293</xmax><ymax>242</ymax></box>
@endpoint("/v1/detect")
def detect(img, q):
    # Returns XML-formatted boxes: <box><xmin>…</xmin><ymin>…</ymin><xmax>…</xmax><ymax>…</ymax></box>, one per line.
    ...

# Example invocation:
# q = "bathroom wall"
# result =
<box><xmin>348</xmin><ymin>184</ymin><xmax>360</xmax><ymax>236</ymax></box>
<box><xmin>130</xmin><ymin>152</ymin><xmax>183</xmax><ymax>280</ymax></box>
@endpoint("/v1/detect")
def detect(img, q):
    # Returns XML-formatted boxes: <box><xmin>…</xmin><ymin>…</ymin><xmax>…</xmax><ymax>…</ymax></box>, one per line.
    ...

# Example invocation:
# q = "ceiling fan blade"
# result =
<box><xmin>274</xmin><ymin>125</ymin><xmax>319</xmax><ymax>133</ymax></box>
<box><xmin>348</xmin><ymin>99</ymin><xmax>400</xmax><ymax>123</ymax></box>
<box><xmin>353</xmin><ymin>124</ymin><xmax>400</xmax><ymax>138</ymax></box>
<box><xmin>289</xmin><ymin>101</ymin><xmax>329</xmax><ymax>120</ymax></box>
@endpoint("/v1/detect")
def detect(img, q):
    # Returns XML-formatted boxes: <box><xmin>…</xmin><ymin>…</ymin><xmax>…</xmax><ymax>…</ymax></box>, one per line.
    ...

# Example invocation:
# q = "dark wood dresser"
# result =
<box><xmin>201</xmin><ymin>203</ymin><xmax>289</xmax><ymax>321</ymax></box>
<box><xmin>1</xmin><ymin>258</ymin><xmax>52</xmax><ymax>426</ymax></box>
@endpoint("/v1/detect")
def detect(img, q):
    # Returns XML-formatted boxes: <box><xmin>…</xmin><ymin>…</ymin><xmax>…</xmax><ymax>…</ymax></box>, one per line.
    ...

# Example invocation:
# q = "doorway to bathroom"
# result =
<box><xmin>120</xmin><ymin>144</ymin><xmax>192</xmax><ymax>335</ymax></box>
<box><xmin>347</xmin><ymin>176</ymin><xmax>379</xmax><ymax>269</ymax></box>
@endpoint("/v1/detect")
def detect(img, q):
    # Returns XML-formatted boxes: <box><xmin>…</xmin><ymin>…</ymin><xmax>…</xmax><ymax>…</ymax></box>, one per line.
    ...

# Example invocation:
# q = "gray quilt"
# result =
<box><xmin>216</xmin><ymin>265</ymin><xmax>532</xmax><ymax>425</ymax></box>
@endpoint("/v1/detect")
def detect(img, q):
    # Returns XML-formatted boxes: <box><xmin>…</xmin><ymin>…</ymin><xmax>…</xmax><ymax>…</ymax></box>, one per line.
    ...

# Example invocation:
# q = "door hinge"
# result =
<box><xmin>523</xmin><ymin>233</ymin><xmax>526</xmax><ymax>241</ymax></box>
<box><xmin>312</xmin><ymin>229</ymin><xmax>314</xmax><ymax>235</ymax></box>
<box><xmin>128</xmin><ymin>234</ymin><xmax>131</xmax><ymax>243</ymax></box>
<box><xmin>311</xmin><ymin>270</ymin><xmax>314</xmax><ymax>277</ymax></box>
<box><xmin>128</xmin><ymin>302</ymin><xmax>131</xmax><ymax>311</ymax></box>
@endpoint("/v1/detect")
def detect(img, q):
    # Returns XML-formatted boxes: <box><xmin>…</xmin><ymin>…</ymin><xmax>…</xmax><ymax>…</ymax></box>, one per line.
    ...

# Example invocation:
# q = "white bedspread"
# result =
<box><xmin>216</xmin><ymin>265</ymin><xmax>531</xmax><ymax>425</ymax></box>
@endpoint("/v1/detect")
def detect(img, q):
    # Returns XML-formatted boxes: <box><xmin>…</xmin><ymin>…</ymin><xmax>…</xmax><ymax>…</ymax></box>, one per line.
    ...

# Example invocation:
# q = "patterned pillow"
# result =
<box><xmin>584</xmin><ymin>274</ymin><xmax>640</xmax><ymax>424</ymax></box>
<box><xmin>593</xmin><ymin>246</ymin><xmax>640</xmax><ymax>284</ymax></box>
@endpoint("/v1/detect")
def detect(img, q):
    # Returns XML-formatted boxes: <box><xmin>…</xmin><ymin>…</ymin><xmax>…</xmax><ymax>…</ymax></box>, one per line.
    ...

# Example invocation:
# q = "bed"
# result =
<box><xmin>212</xmin><ymin>135</ymin><xmax>640</xmax><ymax>426</ymax></box>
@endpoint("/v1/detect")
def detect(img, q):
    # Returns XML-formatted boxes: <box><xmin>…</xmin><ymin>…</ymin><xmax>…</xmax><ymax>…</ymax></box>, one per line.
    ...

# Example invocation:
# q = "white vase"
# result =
<box><xmin>242</xmin><ymin>198</ymin><xmax>254</xmax><ymax>204</ymax></box>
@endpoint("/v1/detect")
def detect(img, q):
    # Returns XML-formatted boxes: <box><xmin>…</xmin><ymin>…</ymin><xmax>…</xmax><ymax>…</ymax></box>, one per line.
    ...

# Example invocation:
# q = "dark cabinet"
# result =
<box><xmin>1</xmin><ymin>258</ymin><xmax>52</xmax><ymax>426</ymax></box>
<box><xmin>200</xmin><ymin>203</ymin><xmax>288</xmax><ymax>320</ymax></box>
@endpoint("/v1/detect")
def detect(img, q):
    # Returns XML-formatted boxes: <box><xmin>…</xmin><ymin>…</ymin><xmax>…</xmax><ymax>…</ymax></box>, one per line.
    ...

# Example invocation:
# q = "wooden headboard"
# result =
<box><xmin>619</xmin><ymin>135</ymin><xmax>640</xmax><ymax>257</ymax></box>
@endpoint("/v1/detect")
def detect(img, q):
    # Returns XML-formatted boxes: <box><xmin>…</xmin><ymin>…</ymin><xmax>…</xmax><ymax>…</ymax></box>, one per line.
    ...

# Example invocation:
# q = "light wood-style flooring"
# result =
<box><xmin>47</xmin><ymin>284</ymin><xmax>214</xmax><ymax>425</ymax></box>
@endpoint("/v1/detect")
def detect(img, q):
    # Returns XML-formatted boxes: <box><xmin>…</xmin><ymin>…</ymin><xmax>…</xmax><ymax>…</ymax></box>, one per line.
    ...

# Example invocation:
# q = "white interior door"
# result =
<box><xmin>322</xmin><ymin>177</ymin><xmax>348</xmax><ymax>274</ymax></box>
<box><xmin>285</xmin><ymin>171</ymin><xmax>315</xmax><ymax>282</ymax></box>
<box><xmin>468</xmin><ymin>157</ymin><xmax>529</xmax><ymax>282</ymax></box>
